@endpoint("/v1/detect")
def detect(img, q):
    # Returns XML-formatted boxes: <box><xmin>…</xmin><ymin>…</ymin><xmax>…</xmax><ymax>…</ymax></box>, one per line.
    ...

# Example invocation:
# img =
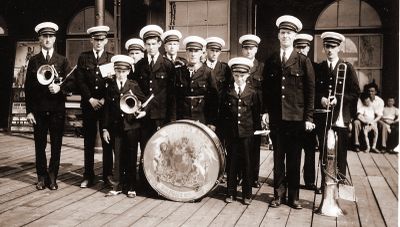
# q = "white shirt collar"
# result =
<box><xmin>167</xmin><ymin>54</ymin><xmax>176</xmax><ymax>62</ymax></box>
<box><xmin>148</xmin><ymin>52</ymin><xmax>160</xmax><ymax>64</ymax></box>
<box><xmin>327</xmin><ymin>58</ymin><xmax>339</xmax><ymax>69</ymax></box>
<box><xmin>117</xmin><ymin>78</ymin><xmax>127</xmax><ymax>90</ymax></box>
<box><xmin>93</xmin><ymin>49</ymin><xmax>104</xmax><ymax>58</ymax></box>
<box><xmin>42</xmin><ymin>48</ymin><xmax>54</xmax><ymax>59</ymax></box>
<box><xmin>206</xmin><ymin>60</ymin><xmax>217</xmax><ymax>69</ymax></box>
<box><xmin>280</xmin><ymin>47</ymin><xmax>293</xmax><ymax>59</ymax></box>
<box><xmin>234</xmin><ymin>83</ymin><xmax>246</xmax><ymax>95</ymax></box>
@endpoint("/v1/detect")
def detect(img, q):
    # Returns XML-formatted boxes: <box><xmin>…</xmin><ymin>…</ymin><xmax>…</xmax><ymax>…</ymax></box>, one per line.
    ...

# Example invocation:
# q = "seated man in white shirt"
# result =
<box><xmin>354</xmin><ymin>82</ymin><xmax>383</xmax><ymax>152</ymax></box>
<box><xmin>378</xmin><ymin>97</ymin><xmax>399</xmax><ymax>153</ymax></box>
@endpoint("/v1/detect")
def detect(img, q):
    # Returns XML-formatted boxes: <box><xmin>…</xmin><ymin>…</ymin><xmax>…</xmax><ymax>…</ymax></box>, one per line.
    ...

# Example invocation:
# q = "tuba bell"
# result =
<box><xmin>37</xmin><ymin>64</ymin><xmax>58</xmax><ymax>85</ymax></box>
<box><xmin>120</xmin><ymin>90</ymin><xmax>141</xmax><ymax>114</ymax></box>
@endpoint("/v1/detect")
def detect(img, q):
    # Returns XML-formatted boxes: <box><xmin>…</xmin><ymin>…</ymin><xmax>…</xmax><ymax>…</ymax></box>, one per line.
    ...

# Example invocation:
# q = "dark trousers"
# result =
<box><xmin>82</xmin><ymin>108</ymin><xmax>113</xmax><ymax>180</ymax></box>
<box><xmin>250</xmin><ymin>135</ymin><xmax>261</xmax><ymax>183</ymax></box>
<box><xmin>139</xmin><ymin>117</ymin><xmax>164</xmax><ymax>188</ymax></box>
<box><xmin>274</xmin><ymin>121</ymin><xmax>303</xmax><ymax>202</ymax></box>
<box><xmin>227</xmin><ymin>136</ymin><xmax>253</xmax><ymax>199</ymax></box>
<box><xmin>33</xmin><ymin>111</ymin><xmax>65</xmax><ymax>182</ymax></box>
<box><xmin>113</xmin><ymin>129</ymin><xmax>139</xmax><ymax>191</ymax></box>
<box><xmin>303</xmin><ymin>131</ymin><xmax>316</xmax><ymax>185</ymax></box>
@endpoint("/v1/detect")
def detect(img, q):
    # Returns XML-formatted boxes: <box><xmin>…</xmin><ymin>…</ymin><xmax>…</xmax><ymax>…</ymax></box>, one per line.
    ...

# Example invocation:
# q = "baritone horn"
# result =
<box><xmin>120</xmin><ymin>91</ymin><xmax>154</xmax><ymax>115</ymax></box>
<box><xmin>37</xmin><ymin>64</ymin><xmax>77</xmax><ymax>85</ymax></box>
<box><xmin>333</xmin><ymin>63</ymin><xmax>347</xmax><ymax>128</ymax></box>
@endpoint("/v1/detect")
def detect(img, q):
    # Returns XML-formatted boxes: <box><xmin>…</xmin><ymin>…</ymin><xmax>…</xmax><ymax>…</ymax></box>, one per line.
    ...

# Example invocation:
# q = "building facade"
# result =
<box><xmin>0</xmin><ymin>0</ymin><xmax>398</xmax><ymax>130</ymax></box>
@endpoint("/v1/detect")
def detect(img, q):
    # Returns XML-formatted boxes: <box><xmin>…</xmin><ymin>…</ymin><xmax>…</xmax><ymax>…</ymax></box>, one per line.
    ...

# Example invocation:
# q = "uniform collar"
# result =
<box><xmin>148</xmin><ymin>52</ymin><xmax>160</xmax><ymax>64</ymax></box>
<box><xmin>327</xmin><ymin>58</ymin><xmax>339</xmax><ymax>69</ymax></box>
<box><xmin>42</xmin><ymin>48</ymin><xmax>54</xmax><ymax>59</ymax></box>
<box><xmin>206</xmin><ymin>59</ymin><xmax>217</xmax><ymax>69</ymax></box>
<box><xmin>280</xmin><ymin>47</ymin><xmax>293</xmax><ymax>58</ymax></box>
<box><xmin>93</xmin><ymin>49</ymin><xmax>104</xmax><ymax>58</ymax></box>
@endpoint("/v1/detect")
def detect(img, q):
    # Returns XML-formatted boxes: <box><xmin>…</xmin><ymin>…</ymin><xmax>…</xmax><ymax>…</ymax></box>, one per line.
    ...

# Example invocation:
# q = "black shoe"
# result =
<box><xmin>80</xmin><ymin>178</ymin><xmax>94</xmax><ymax>188</ymax></box>
<box><xmin>270</xmin><ymin>197</ymin><xmax>281</xmax><ymax>208</ymax></box>
<box><xmin>225</xmin><ymin>195</ymin><xmax>235</xmax><ymax>203</ymax></box>
<box><xmin>371</xmin><ymin>147</ymin><xmax>381</xmax><ymax>153</ymax></box>
<box><xmin>289</xmin><ymin>200</ymin><xmax>302</xmax><ymax>209</ymax></box>
<box><xmin>243</xmin><ymin>198</ymin><xmax>252</xmax><ymax>205</ymax></box>
<box><xmin>252</xmin><ymin>181</ymin><xmax>261</xmax><ymax>188</ymax></box>
<box><xmin>49</xmin><ymin>183</ymin><xmax>58</xmax><ymax>190</ymax></box>
<box><xmin>355</xmin><ymin>146</ymin><xmax>361</xmax><ymax>152</ymax></box>
<box><xmin>103</xmin><ymin>176</ymin><xmax>115</xmax><ymax>188</ymax></box>
<box><xmin>305</xmin><ymin>184</ymin><xmax>317</xmax><ymax>191</ymax></box>
<box><xmin>36</xmin><ymin>179</ymin><xmax>46</xmax><ymax>190</ymax></box>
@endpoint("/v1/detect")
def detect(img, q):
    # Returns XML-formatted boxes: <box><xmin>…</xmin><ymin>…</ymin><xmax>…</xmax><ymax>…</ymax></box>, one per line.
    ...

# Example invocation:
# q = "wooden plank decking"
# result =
<box><xmin>0</xmin><ymin>133</ymin><xmax>397</xmax><ymax>227</ymax></box>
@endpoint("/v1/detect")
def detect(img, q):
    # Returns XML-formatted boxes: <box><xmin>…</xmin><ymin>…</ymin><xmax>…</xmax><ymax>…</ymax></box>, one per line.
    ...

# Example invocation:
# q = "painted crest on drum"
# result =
<box><xmin>143</xmin><ymin>120</ymin><xmax>224</xmax><ymax>202</ymax></box>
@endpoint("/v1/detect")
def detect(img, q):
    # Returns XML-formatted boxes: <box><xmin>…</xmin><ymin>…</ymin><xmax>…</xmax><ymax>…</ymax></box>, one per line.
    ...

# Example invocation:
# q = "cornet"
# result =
<box><xmin>37</xmin><ymin>64</ymin><xmax>77</xmax><ymax>86</ymax></box>
<box><xmin>120</xmin><ymin>91</ymin><xmax>154</xmax><ymax>116</ymax></box>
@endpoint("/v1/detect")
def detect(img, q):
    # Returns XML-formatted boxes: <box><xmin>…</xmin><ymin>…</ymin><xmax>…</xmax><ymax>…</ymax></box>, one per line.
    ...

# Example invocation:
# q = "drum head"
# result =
<box><xmin>143</xmin><ymin>120</ymin><xmax>225</xmax><ymax>202</ymax></box>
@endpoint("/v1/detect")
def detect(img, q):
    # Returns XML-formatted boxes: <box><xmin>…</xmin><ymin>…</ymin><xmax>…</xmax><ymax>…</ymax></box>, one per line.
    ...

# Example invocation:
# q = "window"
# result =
<box><xmin>314</xmin><ymin>0</ymin><xmax>382</xmax><ymax>91</ymax></box>
<box><xmin>66</xmin><ymin>7</ymin><xmax>115</xmax><ymax>67</ymax></box>
<box><xmin>166</xmin><ymin>0</ymin><xmax>230</xmax><ymax>51</ymax></box>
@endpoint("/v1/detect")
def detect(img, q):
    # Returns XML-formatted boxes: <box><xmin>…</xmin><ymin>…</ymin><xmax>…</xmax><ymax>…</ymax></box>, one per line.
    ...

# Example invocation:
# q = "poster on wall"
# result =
<box><xmin>9</xmin><ymin>41</ymin><xmax>41</xmax><ymax>132</ymax></box>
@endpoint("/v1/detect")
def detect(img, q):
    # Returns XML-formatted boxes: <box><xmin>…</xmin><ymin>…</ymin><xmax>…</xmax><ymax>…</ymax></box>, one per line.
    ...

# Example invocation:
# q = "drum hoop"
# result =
<box><xmin>143</xmin><ymin>120</ymin><xmax>225</xmax><ymax>202</ymax></box>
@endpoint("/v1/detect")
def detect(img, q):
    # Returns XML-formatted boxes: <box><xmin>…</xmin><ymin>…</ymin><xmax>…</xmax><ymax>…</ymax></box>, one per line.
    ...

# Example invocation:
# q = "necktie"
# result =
<box><xmin>329</xmin><ymin>62</ymin><xmax>333</xmax><ymax>72</ymax></box>
<box><xmin>238</xmin><ymin>86</ymin><xmax>242</xmax><ymax>97</ymax></box>
<box><xmin>189</xmin><ymin>68</ymin><xmax>194</xmax><ymax>78</ymax></box>
<box><xmin>45</xmin><ymin>50</ymin><xmax>50</xmax><ymax>62</ymax></box>
<box><xmin>119</xmin><ymin>81</ymin><xmax>123</xmax><ymax>92</ymax></box>
<box><xmin>96</xmin><ymin>51</ymin><xmax>100</xmax><ymax>63</ymax></box>
<box><xmin>282</xmin><ymin>50</ymin><xmax>287</xmax><ymax>65</ymax></box>
<box><xmin>150</xmin><ymin>56</ymin><xmax>154</xmax><ymax>70</ymax></box>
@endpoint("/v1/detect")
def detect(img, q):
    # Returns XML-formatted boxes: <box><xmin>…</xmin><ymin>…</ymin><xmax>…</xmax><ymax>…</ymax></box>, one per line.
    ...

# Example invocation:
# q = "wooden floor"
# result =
<box><xmin>0</xmin><ymin>133</ymin><xmax>397</xmax><ymax>227</ymax></box>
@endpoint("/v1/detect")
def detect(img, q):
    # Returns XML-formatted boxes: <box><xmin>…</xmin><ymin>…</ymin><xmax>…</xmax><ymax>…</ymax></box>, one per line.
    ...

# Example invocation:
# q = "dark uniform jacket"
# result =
<box><xmin>315</xmin><ymin>59</ymin><xmax>360</xmax><ymax>124</ymax></box>
<box><xmin>246</xmin><ymin>59</ymin><xmax>264</xmax><ymax>102</ymax></box>
<box><xmin>220</xmin><ymin>84</ymin><xmax>261</xmax><ymax>138</ymax></box>
<box><xmin>164</xmin><ymin>55</ymin><xmax>188</xmax><ymax>68</ymax></box>
<box><xmin>103</xmin><ymin>79</ymin><xmax>146</xmax><ymax>133</ymax></box>
<box><xmin>210</xmin><ymin>61</ymin><xmax>232</xmax><ymax>94</ymax></box>
<box><xmin>132</xmin><ymin>55</ymin><xmax>176</xmax><ymax>122</ymax></box>
<box><xmin>25</xmin><ymin>52</ymin><xmax>71</xmax><ymax>113</ymax></box>
<box><xmin>75</xmin><ymin>50</ymin><xmax>113</xmax><ymax>110</ymax></box>
<box><xmin>175</xmin><ymin>64</ymin><xmax>218</xmax><ymax>125</ymax></box>
<box><xmin>263</xmin><ymin>50</ymin><xmax>315</xmax><ymax>124</ymax></box>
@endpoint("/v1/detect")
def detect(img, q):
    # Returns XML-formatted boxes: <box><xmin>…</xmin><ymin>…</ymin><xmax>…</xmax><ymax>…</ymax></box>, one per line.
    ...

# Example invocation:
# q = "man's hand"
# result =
<box><xmin>135</xmin><ymin>111</ymin><xmax>146</xmax><ymax>119</ymax></box>
<box><xmin>48</xmin><ymin>84</ymin><xmax>61</xmax><ymax>94</ymax></box>
<box><xmin>262</xmin><ymin>113</ymin><xmax>269</xmax><ymax>126</ymax></box>
<box><xmin>321</xmin><ymin>96</ymin><xmax>337</xmax><ymax>108</ymax></box>
<box><xmin>207</xmin><ymin>124</ymin><xmax>216</xmax><ymax>131</ymax></box>
<box><xmin>102</xmin><ymin>129</ymin><xmax>110</xmax><ymax>144</ymax></box>
<box><xmin>27</xmin><ymin>113</ymin><xmax>36</xmax><ymax>125</ymax></box>
<box><xmin>89</xmin><ymin>98</ymin><xmax>103</xmax><ymax>110</ymax></box>
<box><xmin>305</xmin><ymin>121</ymin><xmax>315</xmax><ymax>132</ymax></box>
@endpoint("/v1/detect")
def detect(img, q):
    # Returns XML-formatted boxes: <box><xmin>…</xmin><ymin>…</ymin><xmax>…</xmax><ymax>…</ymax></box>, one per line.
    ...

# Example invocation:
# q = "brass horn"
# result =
<box><xmin>37</xmin><ymin>64</ymin><xmax>58</xmax><ymax>85</ymax></box>
<box><xmin>333</xmin><ymin>63</ymin><xmax>347</xmax><ymax>128</ymax></box>
<box><xmin>120</xmin><ymin>90</ymin><xmax>141</xmax><ymax>114</ymax></box>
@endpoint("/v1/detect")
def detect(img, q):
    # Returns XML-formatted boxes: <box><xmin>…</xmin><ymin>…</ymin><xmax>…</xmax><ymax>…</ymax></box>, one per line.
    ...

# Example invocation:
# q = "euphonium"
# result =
<box><xmin>37</xmin><ymin>64</ymin><xmax>59</xmax><ymax>85</ymax></box>
<box><xmin>120</xmin><ymin>90</ymin><xmax>141</xmax><ymax>114</ymax></box>
<box><xmin>333</xmin><ymin>63</ymin><xmax>347</xmax><ymax>128</ymax></box>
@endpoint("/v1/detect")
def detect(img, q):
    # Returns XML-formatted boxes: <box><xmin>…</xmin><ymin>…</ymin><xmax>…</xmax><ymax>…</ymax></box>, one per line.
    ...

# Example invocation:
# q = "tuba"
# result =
<box><xmin>37</xmin><ymin>64</ymin><xmax>59</xmax><ymax>85</ymax></box>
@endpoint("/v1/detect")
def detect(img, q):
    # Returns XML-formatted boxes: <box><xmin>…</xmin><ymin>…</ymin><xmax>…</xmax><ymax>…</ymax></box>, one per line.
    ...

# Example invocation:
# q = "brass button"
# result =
<box><xmin>282</xmin><ymin>95</ymin><xmax>285</xmax><ymax>98</ymax></box>
<box><xmin>282</xmin><ymin>86</ymin><xmax>285</xmax><ymax>89</ymax></box>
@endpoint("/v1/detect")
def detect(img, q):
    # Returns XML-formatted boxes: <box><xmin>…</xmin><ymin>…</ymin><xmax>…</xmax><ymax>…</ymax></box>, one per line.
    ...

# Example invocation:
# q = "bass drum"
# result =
<box><xmin>143</xmin><ymin>120</ymin><xmax>225</xmax><ymax>202</ymax></box>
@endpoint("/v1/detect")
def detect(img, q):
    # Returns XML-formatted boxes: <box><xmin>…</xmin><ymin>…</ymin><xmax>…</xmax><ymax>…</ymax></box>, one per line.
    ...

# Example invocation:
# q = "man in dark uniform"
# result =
<box><xmin>25</xmin><ymin>22</ymin><xmax>71</xmax><ymax>190</ymax></box>
<box><xmin>315</xmin><ymin>32</ymin><xmax>359</xmax><ymax>181</ymax></box>
<box><xmin>175</xmin><ymin>35</ymin><xmax>218</xmax><ymax>128</ymax></box>
<box><xmin>161</xmin><ymin>29</ymin><xmax>187</xmax><ymax>67</ymax></box>
<box><xmin>239</xmin><ymin>34</ymin><xmax>264</xmax><ymax>188</ymax></box>
<box><xmin>132</xmin><ymin>25</ymin><xmax>176</xmax><ymax>191</ymax></box>
<box><xmin>125</xmin><ymin>38</ymin><xmax>145</xmax><ymax>65</ymax></box>
<box><xmin>262</xmin><ymin>15</ymin><xmax>315</xmax><ymax>209</ymax></box>
<box><xmin>222</xmin><ymin>57</ymin><xmax>261</xmax><ymax>205</ymax></box>
<box><xmin>75</xmin><ymin>25</ymin><xmax>114</xmax><ymax>188</ymax></box>
<box><xmin>294</xmin><ymin>33</ymin><xmax>318</xmax><ymax>191</ymax></box>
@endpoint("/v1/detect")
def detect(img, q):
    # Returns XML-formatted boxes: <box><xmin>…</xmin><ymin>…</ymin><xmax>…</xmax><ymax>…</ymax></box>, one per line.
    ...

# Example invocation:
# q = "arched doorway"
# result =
<box><xmin>66</xmin><ymin>6</ymin><xmax>116</xmax><ymax>67</ymax></box>
<box><xmin>314</xmin><ymin>0</ymin><xmax>383</xmax><ymax>91</ymax></box>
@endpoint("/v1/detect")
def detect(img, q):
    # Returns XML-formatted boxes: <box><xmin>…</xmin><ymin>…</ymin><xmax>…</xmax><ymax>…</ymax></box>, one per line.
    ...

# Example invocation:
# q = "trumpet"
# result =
<box><xmin>37</xmin><ymin>64</ymin><xmax>77</xmax><ymax>86</ymax></box>
<box><xmin>120</xmin><ymin>90</ymin><xmax>154</xmax><ymax>116</ymax></box>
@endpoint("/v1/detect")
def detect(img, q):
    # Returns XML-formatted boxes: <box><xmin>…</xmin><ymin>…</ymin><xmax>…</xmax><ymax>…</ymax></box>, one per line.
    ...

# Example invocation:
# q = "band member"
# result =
<box><xmin>239</xmin><ymin>34</ymin><xmax>264</xmax><ymax>188</ymax></box>
<box><xmin>75</xmin><ymin>25</ymin><xmax>114</xmax><ymax>188</ymax></box>
<box><xmin>25</xmin><ymin>22</ymin><xmax>71</xmax><ymax>190</ymax></box>
<box><xmin>222</xmin><ymin>57</ymin><xmax>261</xmax><ymax>205</ymax></box>
<box><xmin>294</xmin><ymin>33</ymin><xmax>318</xmax><ymax>190</ymax></box>
<box><xmin>316</xmin><ymin>32</ymin><xmax>359</xmax><ymax>179</ymax></box>
<box><xmin>161</xmin><ymin>29</ymin><xmax>187</xmax><ymax>67</ymax></box>
<box><xmin>102</xmin><ymin>55</ymin><xmax>146</xmax><ymax>198</ymax></box>
<box><xmin>175</xmin><ymin>36</ymin><xmax>218</xmax><ymax>128</ymax></box>
<box><xmin>262</xmin><ymin>15</ymin><xmax>315</xmax><ymax>209</ymax></box>
<box><xmin>125</xmin><ymin>38</ymin><xmax>145</xmax><ymax>64</ymax></box>
<box><xmin>133</xmin><ymin>25</ymin><xmax>176</xmax><ymax>191</ymax></box>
